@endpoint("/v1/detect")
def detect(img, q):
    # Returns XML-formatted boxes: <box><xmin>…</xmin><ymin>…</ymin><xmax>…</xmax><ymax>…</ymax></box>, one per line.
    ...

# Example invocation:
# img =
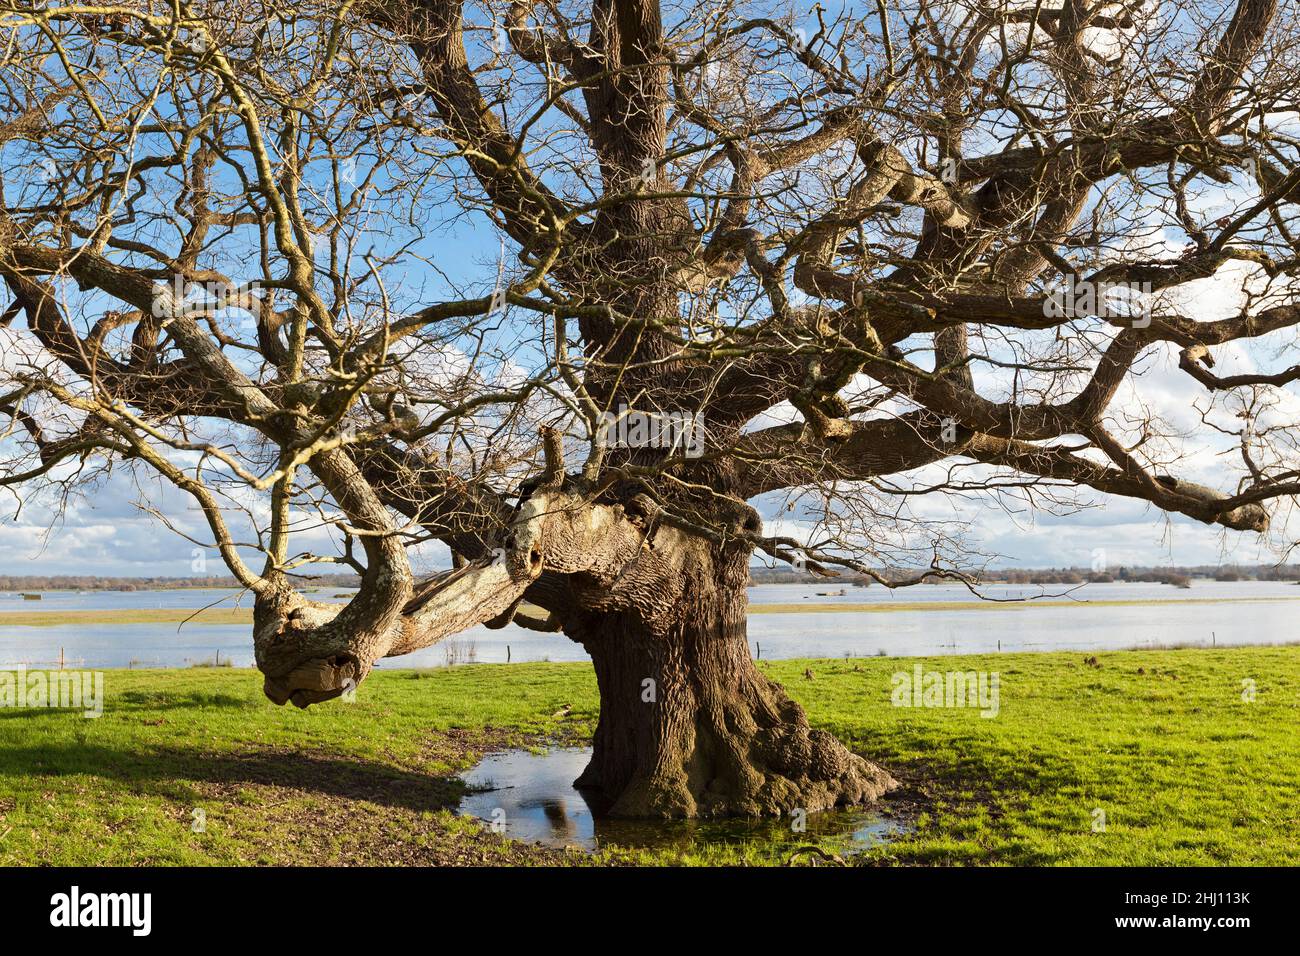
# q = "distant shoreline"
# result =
<box><xmin>4</xmin><ymin>566</ymin><xmax>1300</xmax><ymax>593</ymax></box>
<box><xmin>749</xmin><ymin>595</ymin><xmax>1300</xmax><ymax>613</ymax></box>
<box><xmin>7</xmin><ymin>593</ymin><xmax>1300</xmax><ymax>628</ymax></box>
<box><xmin>4</xmin><ymin>578</ymin><xmax>1298</xmax><ymax>595</ymax></box>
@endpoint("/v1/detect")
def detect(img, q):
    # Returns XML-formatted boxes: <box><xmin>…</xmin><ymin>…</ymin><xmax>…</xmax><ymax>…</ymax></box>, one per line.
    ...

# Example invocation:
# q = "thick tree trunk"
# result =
<box><xmin>249</xmin><ymin>476</ymin><xmax>895</xmax><ymax>819</ymax></box>
<box><xmin>565</xmin><ymin>551</ymin><xmax>897</xmax><ymax>819</ymax></box>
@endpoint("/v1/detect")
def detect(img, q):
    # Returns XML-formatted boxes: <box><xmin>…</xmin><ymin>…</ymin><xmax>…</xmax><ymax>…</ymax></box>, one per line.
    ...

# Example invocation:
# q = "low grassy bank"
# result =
<box><xmin>0</xmin><ymin>607</ymin><xmax>253</xmax><ymax>627</ymax></box>
<box><xmin>0</xmin><ymin>646</ymin><xmax>1295</xmax><ymax>865</ymax></box>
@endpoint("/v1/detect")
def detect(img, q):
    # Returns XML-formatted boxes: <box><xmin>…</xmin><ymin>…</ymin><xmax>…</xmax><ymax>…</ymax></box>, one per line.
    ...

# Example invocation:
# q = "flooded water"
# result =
<box><xmin>1</xmin><ymin>580</ymin><xmax>1297</xmax><ymax>669</ymax></box>
<box><xmin>458</xmin><ymin>746</ymin><xmax>903</xmax><ymax>854</ymax></box>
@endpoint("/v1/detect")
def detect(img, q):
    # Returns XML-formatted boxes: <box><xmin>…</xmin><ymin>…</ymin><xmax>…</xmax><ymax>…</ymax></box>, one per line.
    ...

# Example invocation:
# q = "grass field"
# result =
<box><xmin>0</xmin><ymin>646</ymin><xmax>1296</xmax><ymax>865</ymax></box>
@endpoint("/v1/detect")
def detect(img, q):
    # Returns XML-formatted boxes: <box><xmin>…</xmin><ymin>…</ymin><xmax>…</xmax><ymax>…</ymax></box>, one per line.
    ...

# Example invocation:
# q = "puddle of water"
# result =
<box><xmin>459</xmin><ymin>746</ymin><xmax>905</xmax><ymax>856</ymax></box>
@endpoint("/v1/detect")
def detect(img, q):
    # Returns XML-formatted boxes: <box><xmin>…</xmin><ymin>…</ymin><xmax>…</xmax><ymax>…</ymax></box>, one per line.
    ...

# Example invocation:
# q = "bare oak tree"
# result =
<box><xmin>3</xmin><ymin>0</ymin><xmax>1300</xmax><ymax>817</ymax></box>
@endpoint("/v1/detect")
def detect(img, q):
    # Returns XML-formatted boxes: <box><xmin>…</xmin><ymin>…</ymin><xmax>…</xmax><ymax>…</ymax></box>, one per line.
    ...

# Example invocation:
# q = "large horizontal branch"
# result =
<box><xmin>1179</xmin><ymin>344</ymin><xmax>1300</xmax><ymax>390</ymax></box>
<box><xmin>734</xmin><ymin>410</ymin><xmax>965</xmax><ymax>497</ymax></box>
<box><xmin>355</xmin><ymin>440</ymin><xmax>515</xmax><ymax>560</ymax></box>
<box><xmin>0</xmin><ymin>240</ymin><xmax>282</xmax><ymax>423</ymax></box>
<box><xmin>254</xmin><ymin>485</ymin><xmax>690</xmax><ymax>706</ymax></box>
<box><xmin>964</xmin><ymin>433</ymin><xmax>1270</xmax><ymax>532</ymax></box>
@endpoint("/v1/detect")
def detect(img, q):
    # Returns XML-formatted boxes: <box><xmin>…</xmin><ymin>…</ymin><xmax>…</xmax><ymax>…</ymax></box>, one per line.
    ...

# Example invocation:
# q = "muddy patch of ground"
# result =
<box><xmin>174</xmin><ymin>726</ymin><xmax>593</xmax><ymax>865</ymax></box>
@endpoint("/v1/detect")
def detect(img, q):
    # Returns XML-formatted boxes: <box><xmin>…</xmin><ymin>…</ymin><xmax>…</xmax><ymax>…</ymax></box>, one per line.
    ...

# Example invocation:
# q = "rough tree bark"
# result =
<box><xmin>567</xmin><ymin>547</ymin><xmax>897</xmax><ymax>818</ymax></box>
<box><xmin>546</xmin><ymin>492</ymin><xmax>895</xmax><ymax>818</ymax></box>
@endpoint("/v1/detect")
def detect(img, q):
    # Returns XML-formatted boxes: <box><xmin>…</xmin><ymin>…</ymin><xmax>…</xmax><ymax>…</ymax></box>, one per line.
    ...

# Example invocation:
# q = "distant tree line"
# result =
<box><xmin>3</xmin><ymin>565</ymin><xmax>1295</xmax><ymax>593</ymax></box>
<box><xmin>985</xmin><ymin>565</ymin><xmax>1300</xmax><ymax>586</ymax></box>
<box><xmin>747</xmin><ymin>564</ymin><xmax>1300</xmax><ymax>588</ymax></box>
<box><xmin>0</xmin><ymin>574</ymin><xmax>361</xmax><ymax>592</ymax></box>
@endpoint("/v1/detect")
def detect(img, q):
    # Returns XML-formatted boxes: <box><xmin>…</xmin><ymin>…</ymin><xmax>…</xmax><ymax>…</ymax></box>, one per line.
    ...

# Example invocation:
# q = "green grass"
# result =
<box><xmin>781</xmin><ymin>647</ymin><xmax>1300</xmax><ymax>865</ymax></box>
<box><xmin>0</xmin><ymin>646</ymin><xmax>1296</xmax><ymax>865</ymax></box>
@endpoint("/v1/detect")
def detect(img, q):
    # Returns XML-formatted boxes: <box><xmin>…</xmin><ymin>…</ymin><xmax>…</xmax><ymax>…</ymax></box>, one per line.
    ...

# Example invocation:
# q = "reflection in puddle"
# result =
<box><xmin>459</xmin><ymin>746</ymin><xmax>906</xmax><ymax>855</ymax></box>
